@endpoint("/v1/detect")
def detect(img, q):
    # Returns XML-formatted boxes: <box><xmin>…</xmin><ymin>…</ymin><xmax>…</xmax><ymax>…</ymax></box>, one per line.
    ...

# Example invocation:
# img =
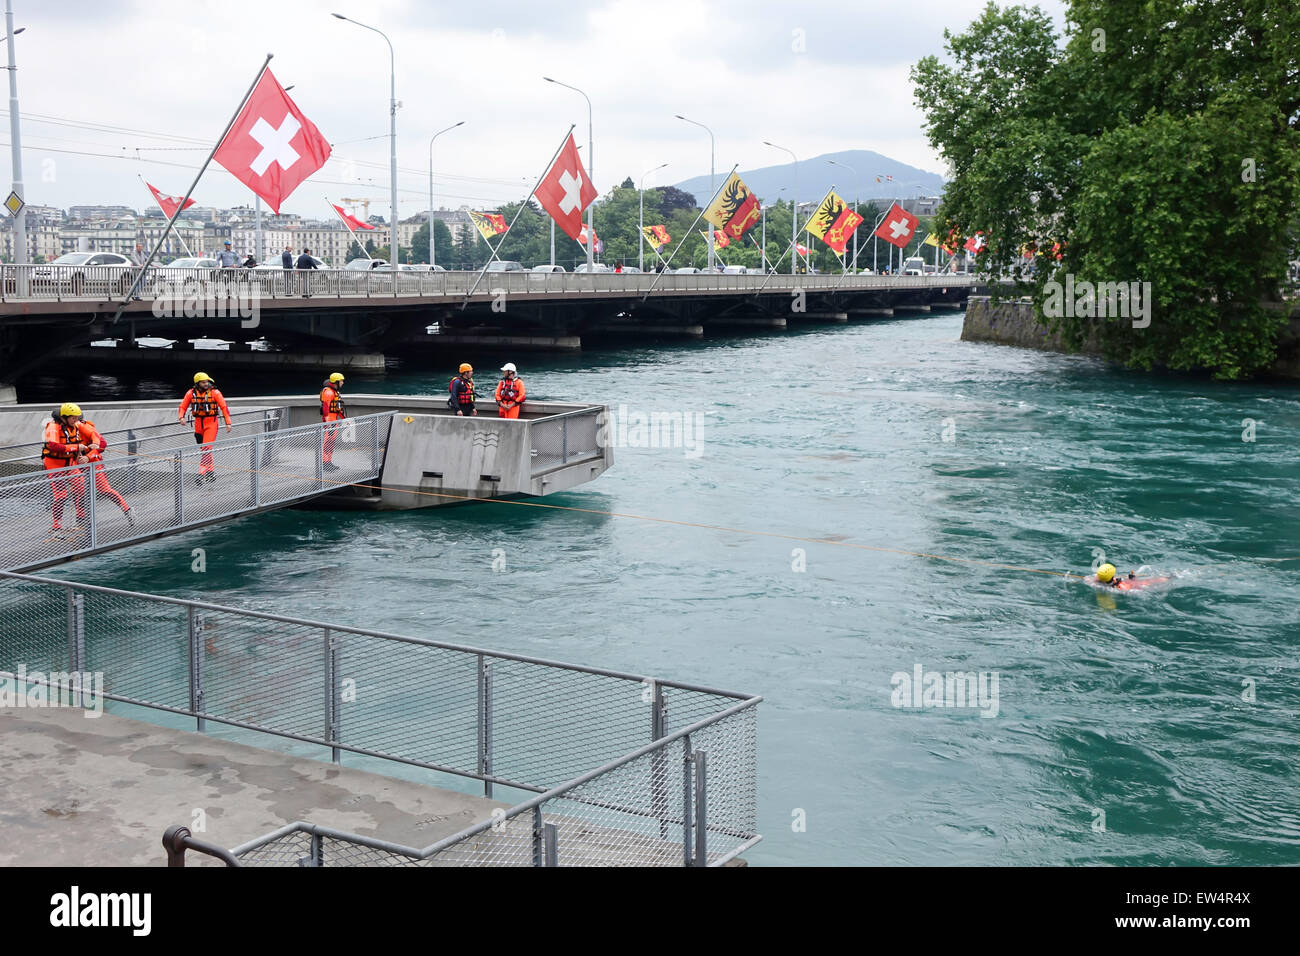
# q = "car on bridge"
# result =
<box><xmin>31</xmin><ymin>252</ymin><xmax>136</xmax><ymax>297</ymax></box>
<box><xmin>673</xmin><ymin>267</ymin><xmax>701</xmax><ymax>274</ymax></box>
<box><xmin>345</xmin><ymin>258</ymin><xmax>389</xmax><ymax>271</ymax></box>
<box><xmin>530</xmin><ymin>264</ymin><xmax>566</xmax><ymax>274</ymax></box>
<box><xmin>575</xmin><ymin>263</ymin><xmax>612</xmax><ymax>273</ymax></box>
<box><xmin>163</xmin><ymin>257</ymin><xmax>219</xmax><ymax>269</ymax></box>
<box><xmin>486</xmin><ymin>261</ymin><xmax>526</xmax><ymax>272</ymax></box>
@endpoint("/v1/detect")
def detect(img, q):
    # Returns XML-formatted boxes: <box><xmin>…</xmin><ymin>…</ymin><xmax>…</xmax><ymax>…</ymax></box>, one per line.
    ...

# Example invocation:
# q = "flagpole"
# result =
<box><xmin>112</xmin><ymin>53</ymin><xmax>273</xmax><ymax>324</ymax></box>
<box><xmin>326</xmin><ymin>198</ymin><xmax>373</xmax><ymax>261</ymax></box>
<box><xmin>642</xmin><ymin>163</ymin><xmax>737</xmax><ymax>300</ymax></box>
<box><xmin>755</xmin><ymin>184</ymin><xmax>834</xmax><ymax>295</ymax></box>
<box><xmin>463</xmin><ymin>124</ymin><xmax>575</xmax><ymax>307</ymax></box>
<box><xmin>137</xmin><ymin>175</ymin><xmax>195</xmax><ymax>258</ymax></box>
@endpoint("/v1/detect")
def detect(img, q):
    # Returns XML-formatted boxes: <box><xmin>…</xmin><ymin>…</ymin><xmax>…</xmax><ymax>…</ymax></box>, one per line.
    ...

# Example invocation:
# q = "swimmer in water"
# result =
<box><xmin>1086</xmin><ymin>563</ymin><xmax>1136</xmax><ymax>587</ymax></box>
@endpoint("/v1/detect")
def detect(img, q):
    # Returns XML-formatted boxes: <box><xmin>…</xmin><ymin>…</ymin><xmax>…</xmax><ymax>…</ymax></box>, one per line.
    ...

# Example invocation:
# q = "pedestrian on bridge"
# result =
<box><xmin>320</xmin><ymin>372</ymin><xmax>346</xmax><ymax>471</ymax></box>
<box><xmin>178</xmin><ymin>372</ymin><xmax>232</xmax><ymax>485</ymax></box>
<box><xmin>75</xmin><ymin>413</ymin><xmax>134</xmax><ymax>526</ymax></box>
<box><xmin>216</xmin><ymin>241</ymin><xmax>238</xmax><ymax>269</ymax></box>
<box><xmin>296</xmin><ymin>248</ymin><xmax>318</xmax><ymax>298</ymax></box>
<box><xmin>41</xmin><ymin>403</ymin><xmax>91</xmax><ymax>533</ymax></box>
<box><xmin>495</xmin><ymin>363</ymin><xmax>525</xmax><ymax>419</ymax></box>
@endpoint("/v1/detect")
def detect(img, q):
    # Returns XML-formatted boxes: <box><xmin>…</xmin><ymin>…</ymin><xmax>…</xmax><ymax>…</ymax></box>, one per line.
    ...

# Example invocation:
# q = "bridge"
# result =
<box><xmin>0</xmin><ymin>264</ymin><xmax>979</xmax><ymax>393</ymax></box>
<box><xmin>0</xmin><ymin>394</ymin><xmax>611</xmax><ymax>573</ymax></box>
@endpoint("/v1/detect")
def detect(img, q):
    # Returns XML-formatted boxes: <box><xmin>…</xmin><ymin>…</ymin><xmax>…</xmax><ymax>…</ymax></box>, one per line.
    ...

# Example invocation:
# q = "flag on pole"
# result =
<box><xmin>536</xmin><ymin>133</ymin><xmax>597</xmax><ymax>240</ymax></box>
<box><xmin>469</xmin><ymin>210</ymin><xmax>508</xmax><ymax>241</ymax></box>
<box><xmin>795</xmin><ymin>242</ymin><xmax>811</xmax><ymax>256</ymax></box>
<box><xmin>643</xmin><ymin>225</ymin><xmax>671</xmax><ymax>250</ymax></box>
<box><xmin>872</xmin><ymin>202</ymin><xmax>919</xmax><ymax>249</ymax></box>
<box><xmin>703</xmin><ymin>172</ymin><xmax>762</xmax><ymax>239</ymax></box>
<box><xmin>874</xmin><ymin>173</ymin><xmax>894</xmax><ymax>184</ymax></box>
<box><xmin>146</xmin><ymin>182</ymin><xmax>196</xmax><ymax>219</ymax></box>
<box><xmin>332</xmin><ymin>203</ymin><xmax>375</xmax><ymax>231</ymax></box>
<box><xmin>963</xmin><ymin>232</ymin><xmax>987</xmax><ymax>254</ymax></box>
<box><xmin>807</xmin><ymin>191</ymin><xmax>864</xmax><ymax>254</ymax></box>
<box><xmin>213</xmin><ymin>68</ymin><xmax>331</xmax><ymax>214</ymax></box>
<box><xmin>700</xmin><ymin>229</ymin><xmax>730</xmax><ymax>250</ymax></box>
<box><xmin>577</xmin><ymin>223</ymin><xmax>599</xmax><ymax>246</ymax></box>
<box><xmin>923</xmin><ymin>232</ymin><xmax>941</xmax><ymax>248</ymax></box>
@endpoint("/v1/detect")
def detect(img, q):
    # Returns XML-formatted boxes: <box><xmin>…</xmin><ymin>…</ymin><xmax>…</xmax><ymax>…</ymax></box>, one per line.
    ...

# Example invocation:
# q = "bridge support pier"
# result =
<box><xmin>429</xmin><ymin>333</ymin><xmax>582</xmax><ymax>352</ymax></box>
<box><xmin>893</xmin><ymin>304</ymin><xmax>932</xmax><ymax>314</ymax></box>
<box><xmin>790</xmin><ymin>311</ymin><xmax>848</xmax><ymax>323</ymax></box>
<box><xmin>588</xmin><ymin>324</ymin><xmax>704</xmax><ymax>338</ymax></box>
<box><xmin>848</xmin><ymin>308</ymin><xmax>894</xmax><ymax>318</ymax></box>
<box><xmin>706</xmin><ymin>316</ymin><xmax>788</xmax><ymax>330</ymax></box>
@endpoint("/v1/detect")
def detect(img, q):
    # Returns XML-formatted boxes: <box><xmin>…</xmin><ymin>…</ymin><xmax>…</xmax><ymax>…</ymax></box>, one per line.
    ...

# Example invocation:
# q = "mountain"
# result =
<box><xmin>672</xmin><ymin>149</ymin><xmax>944</xmax><ymax>208</ymax></box>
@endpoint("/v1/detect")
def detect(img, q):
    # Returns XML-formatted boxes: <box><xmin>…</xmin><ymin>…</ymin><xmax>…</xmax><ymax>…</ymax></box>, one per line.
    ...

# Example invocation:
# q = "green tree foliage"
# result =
<box><xmin>408</xmin><ymin>220</ymin><xmax>456</xmax><ymax>265</ymax></box>
<box><xmin>911</xmin><ymin>0</ymin><xmax>1300</xmax><ymax>378</ymax></box>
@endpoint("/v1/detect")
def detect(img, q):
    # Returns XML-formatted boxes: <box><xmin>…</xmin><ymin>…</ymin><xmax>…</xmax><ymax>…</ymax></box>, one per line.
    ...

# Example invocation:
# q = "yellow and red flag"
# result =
<box><xmin>807</xmin><ymin>191</ymin><xmax>863</xmax><ymax>254</ymax></box>
<box><xmin>642</xmin><ymin>225</ymin><xmax>671</xmax><ymax>250</ymax></box>
<box><xmin>469</xmin><ymin>210</ymin><xmax>509</xmax><ymax>241</ymax></box>
<box><xmin>704</xmin><ymin>172</ymin><xmax>761</xmax><ymax>239</ymax></box>
<box><xmin>700</xmin><ymin>229</ymin><xmax>730</xmax><ymax>250</ymax></box>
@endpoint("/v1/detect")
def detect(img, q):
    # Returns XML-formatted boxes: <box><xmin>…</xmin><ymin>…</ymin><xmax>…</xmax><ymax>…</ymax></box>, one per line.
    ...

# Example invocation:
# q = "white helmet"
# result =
<box><xmin>500</xmin><ymin>362</ymin><xmax>517</xmax><ymax>373</ymax></box>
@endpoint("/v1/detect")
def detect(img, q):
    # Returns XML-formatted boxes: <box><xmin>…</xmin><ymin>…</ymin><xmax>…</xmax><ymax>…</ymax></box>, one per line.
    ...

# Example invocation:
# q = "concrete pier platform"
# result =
<box><xmin>0</xmin><ymin>705</ymin><xmax>504</xmax><ymax>866</ymax></box>
<box><xmin>849</xmin><ymin>307</ymin><xmax>894</xmax><ymax>318</ymax></box>
<box><xmin>791</xmin><ymin>311</ymin><xmax>848</xmax><ymax>322</ymax></box>
<box><xmin>706</xmin><ymin>316</ymin><xmax>788</xmax><ymax>330</ymax></box>
<box><xmin>893</xmin><ymin>304</ymin><xmax>932</xmax><ymax>313</ymax></box>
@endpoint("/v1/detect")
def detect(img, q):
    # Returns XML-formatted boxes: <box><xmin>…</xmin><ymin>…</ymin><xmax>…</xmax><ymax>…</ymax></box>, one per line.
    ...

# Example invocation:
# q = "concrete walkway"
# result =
<box><xmin>0</xmin><ymin>705</ymin><xmax>504</xmax><ymax>866</ymax></box>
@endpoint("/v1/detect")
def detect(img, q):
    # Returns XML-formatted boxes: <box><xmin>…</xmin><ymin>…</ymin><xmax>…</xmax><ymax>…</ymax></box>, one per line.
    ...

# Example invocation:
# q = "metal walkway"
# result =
<box><xmin>0</xmin><ymin>413</ymin><xmax>391</xmax><ymax>572</ymax></box>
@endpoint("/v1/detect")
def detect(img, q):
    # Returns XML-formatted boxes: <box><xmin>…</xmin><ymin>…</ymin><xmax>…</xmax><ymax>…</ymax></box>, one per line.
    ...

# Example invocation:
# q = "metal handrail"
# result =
<box><xmin>0</xmin><ymin>407</ymin><xmax>277</xmax><ymax>460</ymax></box>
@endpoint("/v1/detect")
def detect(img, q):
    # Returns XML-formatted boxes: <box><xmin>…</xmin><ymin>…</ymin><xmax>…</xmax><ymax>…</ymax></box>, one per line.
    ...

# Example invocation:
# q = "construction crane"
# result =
<box><xmin>338</xmin><ymin>198</ymin><xmax>373</xmax><ymax>224</ymax></box>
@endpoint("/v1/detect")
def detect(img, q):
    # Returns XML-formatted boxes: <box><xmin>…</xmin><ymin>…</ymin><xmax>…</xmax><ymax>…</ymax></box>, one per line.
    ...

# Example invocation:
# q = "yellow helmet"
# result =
<box><xmin>59</xmin><ymin>402</ymin><xmax>82</xmax><ymax>418</ymax></box>
<box><xmin>1096</xmin><ymin>563</ymin><xmax>1116</xmax><ymax>583</ymax></box>
<box><xmin>193</xmin><ymin>372</ymin><xmax>213</xmax><ymax>384</ymax></box>
<box><xmin>329</xmin><ymin>372</ymin><xmax>345</xmax><ymax>384</ymax></box>
<box><xmin>459</xmin><ymin>363</ymin><xmax>473</xmax><ymax>374</ymax></box>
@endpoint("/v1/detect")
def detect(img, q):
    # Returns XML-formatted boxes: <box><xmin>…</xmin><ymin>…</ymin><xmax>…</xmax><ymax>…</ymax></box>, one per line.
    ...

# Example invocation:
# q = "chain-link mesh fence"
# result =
<box><xmin>0</xmin><ymin>414</ymin><xmax>390</xmax><ymax>572</ymax></box>
<box><xmin>0</xmin><ymin>571</ymin><xmax>760</xmax><ymax>867</ymax></box>
<box><xmin>530</xmin><ymin>409</ymin><xmax>603</xmax><ymax>476</ymax></box>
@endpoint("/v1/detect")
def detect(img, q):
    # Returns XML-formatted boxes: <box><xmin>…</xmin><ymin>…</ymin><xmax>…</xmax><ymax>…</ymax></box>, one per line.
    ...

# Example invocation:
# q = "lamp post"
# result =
<box><xmin>4</xmin><ymin>10</ymin><xmax>26</xmax><ymax>275</ymax></box>
<box><xmin>427</xmin><ymin>121</ymin><xmax>464</xmax><ymax>269</ymax></box>
<box><xmin>675</xmin><ymin>114</ymin><xmax>715</xmax><ymax>272</ymax></box>
<box><xmin>763</xmin><ymin>141</ymin><xmax>798</xmax><ymax>274</ymax></box>
<box><xmin>828</xmin><ymin>158</ymin><xmax>859</xmax><ymax>275</ymax></box>
<box><xmin>639</xmin><ymin>162</ymin><xmax>667</xmax><ymax>272</ymax></box>
<box><xmin>334</xmin><ymin>13</ymin><xmax>398</xmax><ymax>291</ymax></box>
<box><xmin>544</xmin><ymin>77</ymin><xmax>594</xmax><ymax>272</ymax></box>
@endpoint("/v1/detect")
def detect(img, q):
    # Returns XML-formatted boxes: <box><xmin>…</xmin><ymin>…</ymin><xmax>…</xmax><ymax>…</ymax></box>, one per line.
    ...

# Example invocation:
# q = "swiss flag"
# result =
<box><xmin>872</xmin><ymin>203</ymin><xmax>919</xmax><ymax>249</ymax></box>
<box><xmin>332</xmin><ymin>203</ymin><xmax>375</xmax><ymax>230</ymax></box>
<box><xmin>214</xmin><ymin>68</ymin><xmax>331</xmax><ymax>214</ymax></box>
<box><xmin>577</xmin><ymin>223</ymin><xmax>599</xmax><ymax>246</ymax></box>
<box><xmin>964</xmin><ymin>232</ymin><xmax>987</xmax><ymax>254</ymax></box>
<box><xmin>536</xmin><ymin>133</ymin><xmax>596</xmax><ymax>240</ymax></box>
<box><xmin>146</xmin><ymin>182</ymin><xmax>196</xmax><ymax>219</ymax></box>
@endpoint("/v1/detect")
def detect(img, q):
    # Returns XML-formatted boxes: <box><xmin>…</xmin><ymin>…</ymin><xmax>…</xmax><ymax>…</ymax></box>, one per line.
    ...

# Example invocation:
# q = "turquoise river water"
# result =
<box><xmin>25</xmin><ymin>311</ymin><xmax>1300</xmax><ymax>865</ymax></box>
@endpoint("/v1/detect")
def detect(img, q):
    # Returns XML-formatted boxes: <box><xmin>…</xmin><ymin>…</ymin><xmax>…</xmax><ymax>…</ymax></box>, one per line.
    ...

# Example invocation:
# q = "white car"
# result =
<box><xmin>721</xmin><ymin>265</ymin><xmax>748</xmax><ymax>275</ymax></box>
<box><xmin>163</xmin><ymin>257</ymin><xmax>219</xmax><ymax>269</ymax></box>
<box><xmin>530</xmin><ymin>264</ymin><xmax>567</xmax><ymax>274</ymax></box>
<box><xmin>673</xmin><ymin>267</ymin><xmax>701</xmax><ymax>274</ymax></box>
<box><xmin>345</xmin><ymin>257</ymin><xmax>388</xmax><ymax>271</ymax></box>
<box><xmin>486</xmin><ymin>260</ymin><xmax>526</xmax><ymax>272</ymax></box>
<box><xmin>33</xmin><ymin>252</ymin><xmax>135</xmax><ymax>296</ymax></box>
<box><xmin>574</xmin><ymin>263</ymin><xmax>612</xmax><ymax>273</ymax></box>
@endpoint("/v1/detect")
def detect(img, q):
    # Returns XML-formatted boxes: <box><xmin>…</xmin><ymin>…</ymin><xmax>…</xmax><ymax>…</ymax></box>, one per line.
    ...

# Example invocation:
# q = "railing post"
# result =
<box><xmin>693</xmin><ymin>751</ymin><xmax>708</xmax><ymax>867</ymax></box>
<box><xmin>316</xmin><ymin>424</ymin><xmax>324</xmax><ymax>483</ymax></box>
<box><xmin>187</xmin><ymin>606</ymin><xmax>205</xmax><ymax>732</ymax></box>
<box><xmin>251</xmin><ymin>433</ymin><xmax>262</xmax><ymax>508</ymax></box>
<box><xmin>543</xmin><ymin>822</ymin><xmax>558</xmax><ymax>867</ymax></box>
<box><xmin>650</xmin><ymin>682</ymin><xmax>667</xmax><ymax>838</ymax></box>
<box><xmin>309</xmin><ymin>832</ymin><xmax>324</xmax><ymax>867</ymax></box>
<box><xmin>477</xmin><ymin>655</ymin><xmax>493</xmax><ymax>797</ymax></box>
<box><xmin>126</xmin><ymin>428</ymin><xmax>139</xmax><ymax>493</ymax></box>
<box><xmin>325</xmin><ymin>627</ymin><xmax>341</xmax><ymax>763</ymax></box>
<box><xmin>681</xmin><ymin>734</ymin><xmax>694</xmax><ymax>866</ymax></box>
<box><xmin>173</xmin><ymin>451</ymin><xmax>184</xmax><ymax>523</ymax></box>
<box><xmin>370</xmin><ymin>417</ymin><xmax>381</xmax><ymax>475</ymax></box>
<box><xmin>531</xmin><ymin>806</ymin><xmax>546</xmax><ymax>867</ymax></box>
<box><xmin>66</xmin><ymin>590</ymin><xmax>85</xmax><ymax>708</ymax></box>
<box><xmin>84</xmin><ymin>462</ymin><xmax>97</xmax><ymax>551</ymax></box>
<box><xmin>561</xmin><ymin>417</ymin><xmax>568</xmax><ymax>465</ymax></box>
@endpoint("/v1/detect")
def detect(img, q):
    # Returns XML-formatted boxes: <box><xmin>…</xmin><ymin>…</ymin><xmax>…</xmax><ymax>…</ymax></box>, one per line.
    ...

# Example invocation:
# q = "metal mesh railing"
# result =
<box><xmin>0</xmin><ymin>413</ymin><xmax>391</xmax><ymax>572</ymax></box>
<box><xmin>530</xmin><ymin>408</ymin><xmax>603</xmax><ymax>476</ymax></box>
<box><xmin>0</xmin><ymin>572</ymin><xmax>760</xmax><ymax>866</ymax></box>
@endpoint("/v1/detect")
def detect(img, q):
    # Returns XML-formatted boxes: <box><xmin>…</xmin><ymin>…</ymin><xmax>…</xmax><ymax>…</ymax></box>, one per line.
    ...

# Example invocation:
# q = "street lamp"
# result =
<box><xmin>828</xmin><ymin>158</ymin><xmax>859</xmax><ymax>275</ymax></box>
<box><xmin>675</xmin><ymin>114</ymin><xmax>715</xmax><ymax>272</ymax></box>
<box><xmin>638</xmin><ymin>162</ymin><xmax>667</xmax><ymax>272</ymax></box>
<box><xmin>427</xmin><ymin>121</ymin><xmax>464</xmax><ymax>269</ymax></box>
<box><xmin>763</xmin><ymin>141</ymin><xmax>798</xmax><ymax>275</ymax></box>
<box><xmin>334</xmin><ymin>13</ymin><xmax>398</xmax><ymax>291</ymax></box>
<box><xmin>4</xmin><ymin>8</ymin><xmax>26</xmax><ymax>274</ymax></box>
<box><xmin>544</xmin><ymin>76</ymin><xmax>594</xmax><ymax>271</ymax></box>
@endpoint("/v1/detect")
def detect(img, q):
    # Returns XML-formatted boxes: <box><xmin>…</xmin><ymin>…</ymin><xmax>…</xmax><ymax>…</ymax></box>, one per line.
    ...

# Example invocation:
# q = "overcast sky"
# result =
<box><xmin>6</xmin><ymin>0</ymin><xmax>1067</xmax><ymax>219</ymax></box>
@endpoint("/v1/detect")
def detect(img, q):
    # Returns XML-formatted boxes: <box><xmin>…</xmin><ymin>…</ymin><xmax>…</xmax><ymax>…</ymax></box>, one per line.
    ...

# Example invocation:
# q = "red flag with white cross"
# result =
<box><xmin>536</xmin><ymin>133</ymin><xmax>597</xmax><ymax>241</ymax></box>
<box><xmin>964</xmin><ymin>232</ymin><xmax>987</xmax><ymax>254</ymax></box>
<box><xmin>214</xmin><ymin>68</ymin><xmax>331</xmax><ymax>214</ymax></box>
<box><xmin>145</xmin><ymin>182</ymin><xmax>196</xmax><ymax>219</ymax></box>
<box><xmin>872</xmin><ymin>202</ymin><xmax>919</xmax><ymax>249</ymax></box>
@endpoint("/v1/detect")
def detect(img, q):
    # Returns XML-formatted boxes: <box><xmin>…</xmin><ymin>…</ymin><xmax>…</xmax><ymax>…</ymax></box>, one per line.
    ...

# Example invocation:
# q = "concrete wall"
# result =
<box><xmin>961</xmin><ymin>295</ymin><xmax>1300</xmax><ymax>379</ymax></box>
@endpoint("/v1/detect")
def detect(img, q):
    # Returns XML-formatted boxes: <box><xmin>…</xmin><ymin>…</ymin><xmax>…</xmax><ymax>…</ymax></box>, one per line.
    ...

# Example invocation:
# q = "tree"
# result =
<box><xmin>658</xmin><ymin>186</ymin><xmax>698</xmax><ymax>214</ymax></box>
<box><xmin>912</xmin><ymin>0</ymin><xmax>1300</xmax><ymax>378</ymax></box>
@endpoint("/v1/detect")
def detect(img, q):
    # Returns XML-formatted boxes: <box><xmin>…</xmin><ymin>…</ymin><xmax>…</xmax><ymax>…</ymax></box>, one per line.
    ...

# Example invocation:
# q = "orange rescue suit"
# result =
<box><xmin>78</xmin><ymin>419</ymin><xmax>129</xmax><ymax>511</ymax></box>
<box><xmin>41</xmin><ymin>419</ymin><xmax>88</xmax><ymax>526</ymax></box>
<box><xmin>178</xmin><ymin>386</ymin><xmax>231</xmax><ymax>476</ymax></box>
<box><xmin>320</xmin><ymin>383</ymin><xmax>345</xmax><ymax>464</ymax></box>
<box><xmin>495</xmin><ymin>376</ymin><xmax>525</xmax><ymax>419</ymax></box>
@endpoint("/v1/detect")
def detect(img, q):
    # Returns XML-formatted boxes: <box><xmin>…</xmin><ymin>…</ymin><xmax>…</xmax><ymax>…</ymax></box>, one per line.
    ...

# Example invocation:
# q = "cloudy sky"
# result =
<box><xmin>6</xmin><ymin>0</ymin><xmax>1067</xmax><ymax>219</ymax></box>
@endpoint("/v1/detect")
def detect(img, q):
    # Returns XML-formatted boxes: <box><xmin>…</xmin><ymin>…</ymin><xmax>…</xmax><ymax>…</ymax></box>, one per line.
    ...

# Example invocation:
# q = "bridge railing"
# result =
<box><xmin>529</xmin><ymin>406</ymin><xmax>604</xmax><ymax>476</ymax></box>
<box><xmin>0</xmin><ymin>262</ymin><xmax>973</xmax><ymax>303</ymax></box>
<box><xmin>0</xmin><ymin>572</ymin><xmax>761</xmax><ymax>866</ymax></box>
<box><xmin>0</xmin><ymin>412</ymin><xmax>392</xmax><ymax>572</ymax></box>
<box><xmin>0</xmin><ymin>407</ymin><xmax>288</xmax><ymax>476</ymax></box>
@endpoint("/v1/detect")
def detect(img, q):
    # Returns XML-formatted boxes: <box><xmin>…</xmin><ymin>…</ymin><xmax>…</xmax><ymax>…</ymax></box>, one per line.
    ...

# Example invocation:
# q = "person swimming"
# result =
<box><xmin>1088</xmin><ymin>563</ymin><xmax>1136</xmax><ymax>588</ymax></box>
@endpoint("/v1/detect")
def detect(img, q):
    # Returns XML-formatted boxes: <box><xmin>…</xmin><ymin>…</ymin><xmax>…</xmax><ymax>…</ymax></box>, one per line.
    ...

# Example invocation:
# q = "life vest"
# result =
<box><xmin>497</xmin><ymin>377</ymin><xmax>522</xmax><ymax>404</ymax></box>
<box><xmin>321</xmin><ymin>384</ymin><xmax>344</xmax><ymax>416</ymax></box>
<box><xmin>189</xmin><ymin>388</ymin><xmax>219</xmax><ymax>417</ymax></box>
<box><xmin>449</xmin><ymin>377</ymin><xmax>476</xmax><ymax>408</ymax></box>
<box><xmin>41</xmin><ymin>420</ymin><xmax>82</xmax><ymax>461</ymax></box>
<box><xmin>80</xmin><ymin>420</ymin><xmax>106</xmax><ymax>462</ymax></box>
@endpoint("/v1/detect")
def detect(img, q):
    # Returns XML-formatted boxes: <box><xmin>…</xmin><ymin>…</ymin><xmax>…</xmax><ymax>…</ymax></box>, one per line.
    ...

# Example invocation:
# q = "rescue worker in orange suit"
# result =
<box><xmin>77</xmin><ymin>412</ymin><xmax>134</xmax><ymax>526</ymax></box>
<box><xmin>177</xmin><ymin>372</ymin><xmax>231</xmax><ymax>485</ymax></box>
<box><xmin>494</xmin><ymin>362</ymin><xmax>525</xmax><ymax>419</ymax></box>
<box><xmin>320</xmin><ymin>372</ymin><xmax>346</xmax><ymax>472</ymax></box>
<box><xmin>449</xmin><ymin>363</ymin><xmax>477</xmax><ymax>416</ymax></box>
<box><xmin>42</xmin><ymin>403</ymin><xmax>91</xmax><ymax>532</ymax></box>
